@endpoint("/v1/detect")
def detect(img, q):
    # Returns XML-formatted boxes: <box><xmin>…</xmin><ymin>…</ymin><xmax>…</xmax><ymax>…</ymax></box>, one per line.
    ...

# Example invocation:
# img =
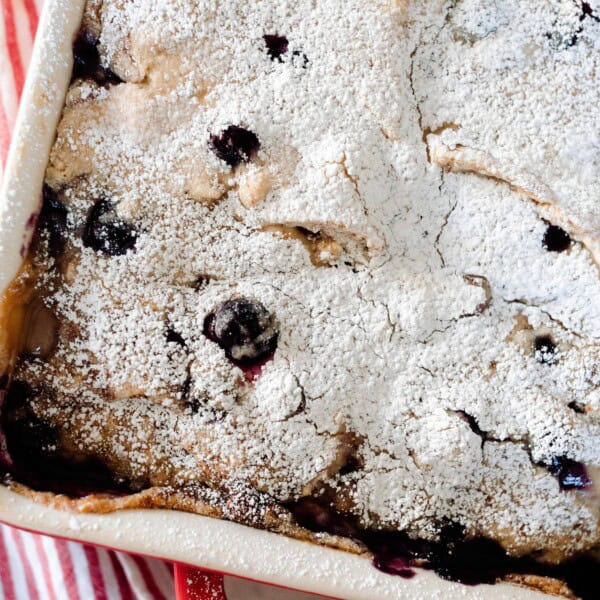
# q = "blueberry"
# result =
<box><xmin>1</xmin><ymin>381</ymin><xmax>139</xmax><ymax>496</ymax></box>
<box><xmin>549</xmin><ymin>456</ymin><xmax>591</xmax><ymax>490</ymax></box>
<box><xmin>568</xmin><ymin>401</ymin><xmax>585</xmax><ymax>414</ymax></box>
<box><xmin>263</xmin><ymin>34</ymin><xmax>289</xmax><ymax>61</ymax></box>
<box><xmin>534</xmin><ymin>335</ymin><xmax>557</xmax><ymax>364</ymax></box>
<box><xmin>166</xmin><ymin>328</ymin><xmax>186</xmax><ymax>347</ymax></box>
<box><xmin>291</xmin><ymin>50</ymin><xmax>309</xmax><ymax>68</ymax></box>
<box><xmin>203</xmin><ymin>298</ymin><xmax>278</xmax><ymax>366</ymax></box>
<box><xmin>209</xmin><ymin>126</ymin><xmax>260</xmax><ymax>168</ymax></box>
<box><xmin>581</xmin><ymin>2</ymin><xmax>598</xmax><ymax>20</ymax></box>
<box><xmin>2</xmin><ymin>381</ymin><xmax>58</xmax><ymax>466</ymax></box>
<box><xmin>82</xmin><ymin>199</ymin><xmax>138</xmax><ymax>256</ymax></box>
<box><xmin>542</xmin><ymin>224</ymin><xmax>571</xmax><ymax>252</ymax></box>
<box><xmin>72</xmin><ymin>29</ymin><xmax>122</xmax><ymax>86</ymax></box>
<box><xmin>39</xmin><ymin>186</ymin><xmax>68</xmax><ymax>257</ymax></box>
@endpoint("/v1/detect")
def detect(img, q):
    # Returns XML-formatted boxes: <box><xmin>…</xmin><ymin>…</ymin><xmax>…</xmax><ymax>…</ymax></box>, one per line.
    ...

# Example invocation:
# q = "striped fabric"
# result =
<box><xmin>0</xmin><ymin>525</ymin><xmax>175</xmax><ymax>599</ymax></box>
<box><xmin>0</xmin><ymin>0</ymin><xmax>40</xmax><ymax>171</ymax></box>
<box><xmin>0</xmin><ymin>0</ymin><xmax>178</xmax><ymax>597</ymax></box>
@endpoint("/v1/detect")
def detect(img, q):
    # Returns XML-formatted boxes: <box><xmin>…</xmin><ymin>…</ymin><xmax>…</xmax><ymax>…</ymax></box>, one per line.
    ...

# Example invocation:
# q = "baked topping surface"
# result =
<box><xmin>2</xmin><ymin>0</ymin><xmax>600</xmax><ymax>591</ymax></box>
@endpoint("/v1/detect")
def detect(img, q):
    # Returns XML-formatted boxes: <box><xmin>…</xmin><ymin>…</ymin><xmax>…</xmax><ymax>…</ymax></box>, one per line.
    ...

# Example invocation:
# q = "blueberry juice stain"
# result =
<box><xmin>0</xmin><ymin>380</ymin><xmax>136</xmax><ymax>497</ymax></box>
<box><xmin>288</xmin><ymin>497</ymin><xmax>598</xmax><ymax>598</ymax></box>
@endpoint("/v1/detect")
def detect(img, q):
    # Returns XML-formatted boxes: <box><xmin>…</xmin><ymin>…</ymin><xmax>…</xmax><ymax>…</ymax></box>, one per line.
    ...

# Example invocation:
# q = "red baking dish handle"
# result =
<box><xmin>174</xmin><ymin>564</ymin><xmax>227</xmax><ymax>600</ymax></box>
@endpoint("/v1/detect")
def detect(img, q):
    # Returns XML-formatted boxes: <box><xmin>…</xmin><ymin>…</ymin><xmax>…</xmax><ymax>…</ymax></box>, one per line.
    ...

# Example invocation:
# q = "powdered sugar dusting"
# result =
<box><xmin>11</xmin><ymin>0</ymin><xmax>600</xmax><ymax>565</ymax></box>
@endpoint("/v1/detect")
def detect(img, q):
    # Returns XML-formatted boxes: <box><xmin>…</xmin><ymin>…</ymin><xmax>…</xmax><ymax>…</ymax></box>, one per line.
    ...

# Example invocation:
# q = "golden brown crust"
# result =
<box><xmin>6</xmin><ymin>479</ymin><xmax>593</xmax><ymax>599</ymax></box>
<box><xmin>503</xmin><ymin>574</ymin><xmax>576</xmax><ymax>599</ymax></box>
<box><xmin>5</xmin><ymin>480</ymin><xmax>365</xmax><ymax>555</ymax></box>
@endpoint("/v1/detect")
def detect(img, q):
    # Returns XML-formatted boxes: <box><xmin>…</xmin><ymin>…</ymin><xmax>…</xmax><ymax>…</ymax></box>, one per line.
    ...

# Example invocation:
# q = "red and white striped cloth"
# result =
<box><xmin>0</xmin><ymin>527</ymin><xmax>175</xmax><ymax>599</ymax></box>
<box><xmin>0</xmin><ymin>0</ymin><xmax>178</xmax><ymax>597</ymax></box>
<box><xmin>0</xmin><ymin>0</ymin><xmax>40</xmax><ymax>172</ymax></box>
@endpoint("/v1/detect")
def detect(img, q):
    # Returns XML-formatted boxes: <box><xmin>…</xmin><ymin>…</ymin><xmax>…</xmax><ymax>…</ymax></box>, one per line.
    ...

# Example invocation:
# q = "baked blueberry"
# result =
<box><xmin>263</xmin><ymin>34</ymin><xmax>289</xmax><ymax>61</ymax></box>
<box><xmin>549</xmin><ymin>456</ymin><xmax>591</xmax><ymax>490</ymax></box>
<box><xmin>534</xmin><ymin>335</ymin><xmax>557</xmax><ymax>364</ymax></box>
<box><xmin>542</xmin><ymin>224</ymin><xmax>571</xmax><ymax>252</ymax></box>
<box><xmin>203</xmin><ymin>298</ymin><xmax>278</xmax><ymax>366</ymax></box>
<box><xmin>209</xmin><ymin>126</ymin><xmax>260</xmax><ymax>168</ymax></box>
<box><xmin>580</xmin><ymin>2</ymin><xmax>599</xmax><ymax>22</ymax></box>
<box><xmin>1</xmin><ymin>381</ymin><xmax>138</xmax><ymax>496</ymax></box>
<box><xmin>291</xmin><ymin>50</ymin><xmax>310</xmax><ymax>68</ymax></box>
<box><xmin>82</xmin><ymin>199</ymin><xmax>138</xmax><ymax>256</ymax></box>
<box><xmin>1</xmin><ymin>381</ymin><xmax>58</xmax><ymax>467</ymax></box>
<box><xmin>568</xmin><ymin>401</ymin><xmax>585</xmax><ymax>414</ymax></box>
<box><xmin>72</xmin><ymin>29</ymin><xmax>122</xmax><ymax>86</ymax></box>
<box><xmin>39</xmin><ymin>185</ymin><xmax>68</xmax><ymax>258</ymax></box>
<box><xmin>166</xmin><ymin>328</ymin><xmax>186</xmax><ymax>347</ymax></box>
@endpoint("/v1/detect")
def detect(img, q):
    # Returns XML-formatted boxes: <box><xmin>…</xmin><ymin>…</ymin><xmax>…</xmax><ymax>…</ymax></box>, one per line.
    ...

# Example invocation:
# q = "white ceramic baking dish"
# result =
<box><xmin>0</xmin><ymin>1</ymin><xmax>556</xmax><ymax>598</ymax></box>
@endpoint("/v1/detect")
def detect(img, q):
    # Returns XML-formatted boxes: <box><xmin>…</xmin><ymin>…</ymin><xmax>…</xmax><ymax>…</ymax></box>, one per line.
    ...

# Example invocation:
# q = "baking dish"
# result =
<box><xmin>0</xmin><ymin>1</ymin><xmax>572</xmax><ymax>598</ymax></box>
